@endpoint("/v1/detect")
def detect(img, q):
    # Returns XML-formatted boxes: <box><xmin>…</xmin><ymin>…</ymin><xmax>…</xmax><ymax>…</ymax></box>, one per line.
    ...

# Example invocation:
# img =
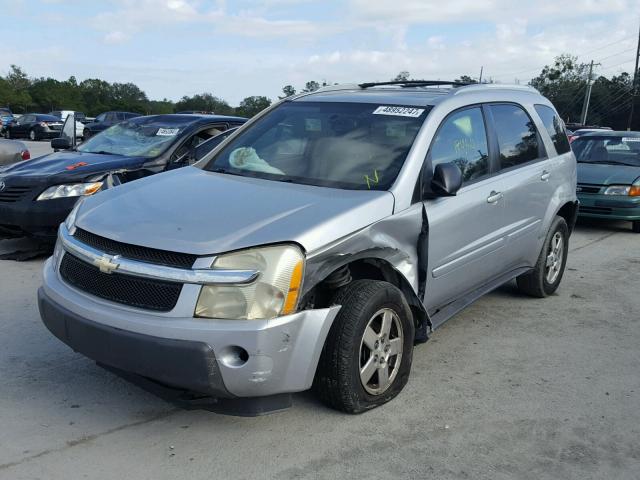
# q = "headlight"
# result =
<box><xmin>603</xmin><ymin>183</ymin><xmax>640</xmax><ymax>196</ymax></box>
<box><xmin>37</xmin><ymin>182</ymin><xmax>102</xmax><ymax>201</ymax></box>
<box><xmin>195</xmin><ymin>244</ymin><xmax>305</xmax><ymax>320</ymax></box>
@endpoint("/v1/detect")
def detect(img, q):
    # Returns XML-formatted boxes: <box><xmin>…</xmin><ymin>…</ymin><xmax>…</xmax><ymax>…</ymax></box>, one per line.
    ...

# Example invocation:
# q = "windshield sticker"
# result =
<box><xmin>156</xmin><ymin>128</ymin><xmax>180</xmax><ymax>136</ymax></box>
<box><xmin>364</xmin><ymin>169</ymin><xmax>380</xmax><ymax>190</ymax></box>
<box><xmin>622</xmin><ymin>137</ymin><xmax>640</xmax><ymax>142</ymax></box>
<box><xmin>65</xmin><ymin>162</ymin><xmax>88</xmax><ymax>171</ymax></box>
<box><xmin>373</xmin><ymin>106</ymin><xmax>425</xmax><ymax>118</ymax></box>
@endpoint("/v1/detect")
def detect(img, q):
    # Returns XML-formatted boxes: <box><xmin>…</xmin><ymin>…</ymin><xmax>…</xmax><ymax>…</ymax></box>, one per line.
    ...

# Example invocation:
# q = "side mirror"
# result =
<box><xmin>51</xmin><ymin>137</ymin><xmax>71</xmax><ymax>151</ymax></box>
<box><xmin>430</xmin><ymin>162</ymin><xmax>463</xmax><ymax>197</ymax></box>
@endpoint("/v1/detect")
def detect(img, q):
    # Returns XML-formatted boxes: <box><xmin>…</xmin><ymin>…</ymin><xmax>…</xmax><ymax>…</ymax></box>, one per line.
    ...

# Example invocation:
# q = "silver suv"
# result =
<box><xmin>38</xmin><ymin>81</ymin><xmax>578</xmax><ymax>414</ymax></box>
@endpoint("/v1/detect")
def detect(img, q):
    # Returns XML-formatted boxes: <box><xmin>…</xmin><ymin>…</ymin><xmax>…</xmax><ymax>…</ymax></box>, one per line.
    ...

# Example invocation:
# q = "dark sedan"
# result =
<box><xmin>574</xmin><ymin>131</ymin><xmax>640</xmax><ymax>233</ymax></box>
<box><xmin>4</xmin><ymin>114</ymin><xmax>63</xmax><ymax>141</ymax></box>
<box><xmin>0</xmin><ymin>114</ymin><xmax>246</xmax><ymax>239</ymax></box>
<box><xmin>82</xmin><ymin>111</ymin><xmax>140</xmax><ymax>140</ymax></box>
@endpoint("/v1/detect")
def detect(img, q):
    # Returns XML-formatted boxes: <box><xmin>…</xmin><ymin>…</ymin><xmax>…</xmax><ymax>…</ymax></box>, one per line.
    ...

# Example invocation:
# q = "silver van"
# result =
<box><xmin>38</xmin><ymin>81</ymin><xmax>578</xmax><ymax>414</ymax></box>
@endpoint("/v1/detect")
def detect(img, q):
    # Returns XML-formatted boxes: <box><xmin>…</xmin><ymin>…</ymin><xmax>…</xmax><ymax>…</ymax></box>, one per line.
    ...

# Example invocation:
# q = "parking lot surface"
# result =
<box><xmin>0</xmin><ymin>220</ymin><xmax>638</xmax><ymax>479</ymax></box>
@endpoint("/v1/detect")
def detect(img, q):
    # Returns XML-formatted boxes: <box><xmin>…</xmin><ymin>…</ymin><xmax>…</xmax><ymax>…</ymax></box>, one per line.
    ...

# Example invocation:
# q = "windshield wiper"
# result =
<box><xmin>90</xmin><ymin>150</ymin><xmax>116</xmax><ymax>156</ymax></box>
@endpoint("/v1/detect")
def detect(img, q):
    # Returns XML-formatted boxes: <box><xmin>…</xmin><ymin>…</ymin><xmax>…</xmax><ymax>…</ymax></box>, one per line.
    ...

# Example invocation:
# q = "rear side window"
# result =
<box><xmin>490</xmin><ymin>104</ymin><xmax>541</xmax><ymax>169</ymax></box>
<box><xmin>534</xmin><ymin>104</ymin><xmax>571</xmax><ymax>155</ymax></box>
<box><xmin>430</xmin><ymin>107</ymin><xmax>490</xmax><ymax>183</ymax></box>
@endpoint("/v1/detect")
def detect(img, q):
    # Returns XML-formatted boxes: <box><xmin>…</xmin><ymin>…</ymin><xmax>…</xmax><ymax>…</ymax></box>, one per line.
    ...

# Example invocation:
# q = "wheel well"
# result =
<box><xmin>302</xmin><ymin>258</ymin><xmax>428</xmax><ymax>333</ymax></box>
<box><xmin>557</xmin><ymin>201</ymin><xmax>578</xmax><ymax>234</ymax></box>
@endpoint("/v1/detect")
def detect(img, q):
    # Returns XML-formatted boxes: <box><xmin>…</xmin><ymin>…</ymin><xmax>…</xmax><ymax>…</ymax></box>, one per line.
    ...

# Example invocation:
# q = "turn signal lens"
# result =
<box><xmin>282</xmin><ymin>259</ymin><xmax>304</xmax><ymax>315</ymax></box>
<box><xmin>630</xmin><ymin>185</ymin><xmax>640</xmax><ymax>196</ymax></box>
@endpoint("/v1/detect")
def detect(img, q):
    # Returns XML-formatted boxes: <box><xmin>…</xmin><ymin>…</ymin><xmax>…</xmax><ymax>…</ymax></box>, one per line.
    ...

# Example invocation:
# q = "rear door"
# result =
<box><xmin>423</xmin><ymin>105</ymin><xmax>509</xmax><ymax>311</ymax></box>
<box><xmin>485</xmin><ymin>103</ymin><xmax>554</xmax><ymax>269</ymax></box>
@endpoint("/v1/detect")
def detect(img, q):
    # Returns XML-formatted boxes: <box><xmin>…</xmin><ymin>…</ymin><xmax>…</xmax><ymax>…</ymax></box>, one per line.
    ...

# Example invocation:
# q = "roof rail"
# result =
<box><xmin>358</xmin><ymin>80</ymin><xmax>473</xmax><ymax>89</ymax></box>
<box><xmin>452</xmin><ymin>83</ymin><xmax>539</xmax><ymax>95</ymax></box>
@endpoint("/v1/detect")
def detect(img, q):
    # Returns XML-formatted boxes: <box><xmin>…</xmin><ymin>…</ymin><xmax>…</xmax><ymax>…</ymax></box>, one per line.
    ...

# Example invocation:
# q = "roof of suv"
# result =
<box><xmin>292</xmin><ymin>82</ymin><xmax>542</xmax><ymax>107</ymax></box>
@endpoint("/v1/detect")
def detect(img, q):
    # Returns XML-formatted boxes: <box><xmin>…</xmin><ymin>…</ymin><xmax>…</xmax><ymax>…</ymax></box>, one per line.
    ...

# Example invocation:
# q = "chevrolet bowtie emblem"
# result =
<box><xmin>94</xmin><ymin>254</ymin><xmax>120</xmax><ymax>274</ymax></box>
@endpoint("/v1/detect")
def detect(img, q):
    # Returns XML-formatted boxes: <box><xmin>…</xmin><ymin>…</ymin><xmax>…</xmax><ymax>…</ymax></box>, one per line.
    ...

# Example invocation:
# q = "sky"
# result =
<box><xmin>1</xmin><ymin>0</ymin><xmax>639</xmax><ymax>106</ymax></box>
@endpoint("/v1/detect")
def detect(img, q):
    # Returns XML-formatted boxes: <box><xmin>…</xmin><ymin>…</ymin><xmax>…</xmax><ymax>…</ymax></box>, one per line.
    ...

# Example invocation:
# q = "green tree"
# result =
<box><xmin>393</xmin><ymin>71</ymin><xmax>410</xmax><ymax>81</ymax></box>
<box><xmin>280</xmin><ymin>85</ymin><xmax>296</xmax><ymax>99</ymax></box>
<box><xmin>174</xmin><ymin>93</ymin><xmax>233</xmax><ymax>115</ymax></box>
<box><xmin>303</xmin><ymin>81</ymin><xmax>320</xmax><ymax>93</ymax></box>
<box><xmin>236</xmin><ymin>96</ymin><xmax>272</xmax><ymax>117</ymax></box>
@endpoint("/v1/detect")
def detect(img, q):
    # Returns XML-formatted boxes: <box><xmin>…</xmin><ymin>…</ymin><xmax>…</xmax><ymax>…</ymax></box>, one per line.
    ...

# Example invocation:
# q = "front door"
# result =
<box><xmin>423</xmin><ymin>106</ymin><xmax>509</xmax><ymax>312</ymax></box>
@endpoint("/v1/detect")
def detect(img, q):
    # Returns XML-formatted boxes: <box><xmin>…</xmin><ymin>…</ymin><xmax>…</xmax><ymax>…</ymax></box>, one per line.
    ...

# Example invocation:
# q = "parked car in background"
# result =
<box><xmin>37</xmin><ymin>81</ymin><xmax>578</xmax><ymax>415</ymax></box>
<box><xmin>3</xmin><ymin>114</ymin><xmax>63</xmax><ymax>141</ymax></box>
<box><xmin>569</xmin><ymin>127</ymin><xmax>613</xmax><ymax>144</ymax></box>
<box><xmin>0</xmin><ymin>139</ymin><xmax>30</xmax><ymax>166</ymax></box>
<box><xmin>82</xmin><ymin>111</ymin><xmax>140</xmax><ymax>140</ymax></box>
<box><xmin>573</xmin><ymin>131</ymin><xmax>640</xmax><ymax>232</ymax></box>
<box><xmin>49</xmin><ymin>110</ymin><xmax>87</xmax><ymax>138</ymax></box>
<box><xmin>176</xmin><ymin>110</ymin><xmax>215</xmax><ymax>115</ymax></box>
<box><xmin>0</xmin><ymin>108</ymin><xmax>15</xmax><ymax>134</ymax></box>
<box><xmin>0</xmin><ymin>114</ymin><xmax>246</xmax><ymax>240</ymax></box>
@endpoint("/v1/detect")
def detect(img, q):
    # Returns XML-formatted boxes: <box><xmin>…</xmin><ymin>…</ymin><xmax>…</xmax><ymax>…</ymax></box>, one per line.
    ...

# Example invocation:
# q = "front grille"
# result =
<box><xmin>580</xmin><ymin>206</ymin><xmax>612</xmax><ymax>215</ymax></box>
<box><xmin>74</xmin><ymin>228</ymin><xmax>197</xmax><ymax>268</ymax></box>
<box><xmin>577</xmin><ymin>184</ymin><xmax>603</xmax><ymax>194</ymax></box>
<box><xmin>60</xmin><ymin>253</ymin><xmax>183</xmax><ymax>311</ymax></box>
<box><xmin>0</xmin><ymin>185</ymin><xmax>32</xmax><ymax>203</ymax></box>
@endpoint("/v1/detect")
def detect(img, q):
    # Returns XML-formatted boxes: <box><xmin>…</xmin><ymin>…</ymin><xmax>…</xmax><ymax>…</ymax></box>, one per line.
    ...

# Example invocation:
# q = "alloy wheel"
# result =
<box><xmin>545</xmin><ymin>232</ymin><xmax>564</xmax><ymax>284</ymax></box>
<box><xmin>359</xmin><ymin>308</ymin><xmax>404</xmax><ymax>395</ymax></box>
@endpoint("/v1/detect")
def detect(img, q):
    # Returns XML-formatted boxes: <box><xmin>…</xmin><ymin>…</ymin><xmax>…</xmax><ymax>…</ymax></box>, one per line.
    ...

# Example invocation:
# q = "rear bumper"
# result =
<box><xmin>577</xmin><ymin>193</ymin><xmax>640</xmax><ymax>220</ymax></box>
<box><xmin>40</xmin><ymin>257</ymin><xmax>340</xmax><ymax>397</ymax></box>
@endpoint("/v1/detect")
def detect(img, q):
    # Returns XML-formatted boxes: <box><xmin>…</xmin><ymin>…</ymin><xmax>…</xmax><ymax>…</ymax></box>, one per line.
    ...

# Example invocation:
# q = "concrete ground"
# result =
<box><xmin>0</xmin><ymin>219</ymin><xmax>638</xmax><ymax>479</ymax></box>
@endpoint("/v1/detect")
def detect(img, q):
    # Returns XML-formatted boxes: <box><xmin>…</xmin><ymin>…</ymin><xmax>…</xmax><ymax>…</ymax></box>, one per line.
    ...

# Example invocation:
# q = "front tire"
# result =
<box><xmin>632</xmin><ymin>221</ymin><xmax>640</xmax><ymax>234</ymax></box>
<box><xmin>4</xmin><ymin>129</ymin><xmax>10</xmax><ymax>139</ymax></box>
<box><xmin>83</xmin><ymin>129</ymin><xmax>91</xmax><ymax>141</ymax></box>
<box><xmin>517</xmin><ymin>216</ymin><xmax>569</xmax><ymax>297</ymax></box>
<box><xmin>314</xmin><ymin>280</ymin><xmax>414</xmax><ymax>413</ymax></box>
<box><xmin>29</xmin><ymin>129</ymin><xmax>37</xmax><ymax>141</ymax></box>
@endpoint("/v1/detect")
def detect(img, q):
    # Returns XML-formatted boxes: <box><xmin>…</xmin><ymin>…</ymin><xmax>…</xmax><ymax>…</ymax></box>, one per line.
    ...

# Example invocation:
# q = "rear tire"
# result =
<box><xmin>632</xmin><ymin>221</ymin><xmax>640</xmax><ymax>234</ymax></box>
<box><xmin>83</xmin><ymin>129</ymin><xmax>91</xmax><ymax>141</ymax></box>
<box><xmin>516</xmin><ymin>216</ymin><xmax>569</xmax><ymax>298</ymax></box>
<box><xmin>29</xmin><ymin>129</ymin><xmax>37</xmax><ymax>141</ymax></box>
<box><xmin>4</xmin><ymin>129</ymin><xmax>10</xmax><ymax>139</ymax></box>
<box><xmin>314</xmin><ymin>280</ymin><xmax>414</xmax><ymax>413</ymax></box>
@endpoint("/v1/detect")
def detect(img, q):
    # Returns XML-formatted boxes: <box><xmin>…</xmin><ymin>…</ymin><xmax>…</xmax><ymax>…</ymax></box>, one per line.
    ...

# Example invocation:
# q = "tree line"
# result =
<box><xmin>1</xmin><ymin>57</ymin><xmax>638</xmax><ymax>129</ymax></box>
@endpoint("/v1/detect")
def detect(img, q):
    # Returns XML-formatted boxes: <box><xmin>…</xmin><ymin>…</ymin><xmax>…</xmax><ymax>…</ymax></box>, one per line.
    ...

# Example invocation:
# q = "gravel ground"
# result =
<box><xmin>0</xmin><ymin>219</ymin><xmax>638</xmax><ymax>480</ymax></box>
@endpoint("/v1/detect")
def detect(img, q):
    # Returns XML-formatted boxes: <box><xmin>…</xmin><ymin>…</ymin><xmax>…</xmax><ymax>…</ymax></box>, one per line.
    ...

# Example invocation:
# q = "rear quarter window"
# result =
<box><xmin>534</xmin><ymin>104</ymin><xmax>571</xmax><ymax>155</ymax></box>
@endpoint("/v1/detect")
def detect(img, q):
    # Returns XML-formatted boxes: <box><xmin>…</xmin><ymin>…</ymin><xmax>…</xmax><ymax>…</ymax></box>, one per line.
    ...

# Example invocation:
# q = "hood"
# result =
<box><xmin>0</xmin><ymin>150</ymin><xmax>146</xmax><ymax>180</ymax></box>
<box><xmin>577</xmin><ymin>162</ymin><xmax>640</xmax><ymax>185</ymax></box>
<box><xmin>76</xmin><ymin>167</ymin><xmax>396</xmax><ymax>255</ymax></box>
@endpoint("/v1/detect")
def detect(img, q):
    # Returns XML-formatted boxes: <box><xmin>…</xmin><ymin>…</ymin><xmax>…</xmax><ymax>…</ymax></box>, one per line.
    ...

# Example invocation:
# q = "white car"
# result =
<box><xmin>49</xmin><ymin>110</ymin><xmax>86</xmax><ymax>138</ymax></box>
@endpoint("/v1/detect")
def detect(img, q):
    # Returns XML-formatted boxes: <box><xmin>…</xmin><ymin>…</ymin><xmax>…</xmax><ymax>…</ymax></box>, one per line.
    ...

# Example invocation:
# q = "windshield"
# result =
<box><xmin>78</xmin><ymin>119</ymin><xmax>187</xmax><ymax>158</ymax></box>
<box><xmin>573</xmin><ymin>135</ymin><xmax>640</xmax><ymax>167</ymax></box>
<box><xmin>202</xmin><ymin>101</ymin><xmax>430</xmax><ymax>190</ymax></box>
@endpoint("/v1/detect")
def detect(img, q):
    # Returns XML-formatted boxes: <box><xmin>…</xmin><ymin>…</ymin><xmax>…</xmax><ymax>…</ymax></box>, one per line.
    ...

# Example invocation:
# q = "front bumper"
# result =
<box><xmin>577</xmin><ymin>193</ymin><xmax>640</xmax><ymax>220</ymax></box>
<box><xmin>0</xmin><ymin>196</ymin><xmax>76</xmax><ymax>239</ymax></box>
<box><xmin>40</xmin><ymin>257</ymin><xmax>340</xmax><ymax>397</ymax></box>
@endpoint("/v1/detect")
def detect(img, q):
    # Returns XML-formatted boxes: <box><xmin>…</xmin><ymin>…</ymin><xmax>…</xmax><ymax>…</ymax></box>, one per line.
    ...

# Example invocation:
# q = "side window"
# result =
<box><xmin>105</xmin><ymin>113</ymin><xmax>117</xmax><ymax>123</ymax></box>
<box><xmin>534</xmin><ymin>104</ymin><xmax>571</xmax><ymax>155</ymax></box>
<box><xmin>430</xmin><ymin>107</ymin><xmax>490</xmax><ymax>183</ymax></box>
<box><xmin>490</xmin><ymin>104</ymin><xmax>541</xmax><ymax>169</ymax></box>
<box><xmin>95</xmin><ymin>113</ymin><xmax>106</xmax><ymax>122</ymax></box>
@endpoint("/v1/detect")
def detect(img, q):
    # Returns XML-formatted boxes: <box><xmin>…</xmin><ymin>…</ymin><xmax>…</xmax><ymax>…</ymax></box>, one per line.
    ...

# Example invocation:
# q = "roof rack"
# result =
<box><xmin>358</xmin><ymin>80</ymin><xmax>473</xmax><ymax>89</ymax></box>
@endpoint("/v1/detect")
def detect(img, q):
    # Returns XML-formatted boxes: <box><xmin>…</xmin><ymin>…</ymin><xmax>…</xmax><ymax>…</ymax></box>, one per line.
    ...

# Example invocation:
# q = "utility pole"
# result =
<box><xmin>479</xmin><ymin>66</ymin><xmax>483</xmax><ymax>83</ymax></box>
<box><xmin>626</xmin><ymin>19</ymin><xmax>640</xmax><ymax>131</ymax></box>
<box><xmin>580</xmin><ymin>60</ymin><xmax>599</xmax><ymax>125</ymax></box>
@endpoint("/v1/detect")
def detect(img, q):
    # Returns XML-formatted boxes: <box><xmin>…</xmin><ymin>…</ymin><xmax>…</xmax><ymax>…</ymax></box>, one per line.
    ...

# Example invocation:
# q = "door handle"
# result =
<box><xmin>487</xmin><ymin>191</ymin><xmax>503</xmax><ymax>204</ymax></box>
<box><xmin>541</xmin><ymin>170</ymin><xmax>551</xmax><ymax>182</ymax></box>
